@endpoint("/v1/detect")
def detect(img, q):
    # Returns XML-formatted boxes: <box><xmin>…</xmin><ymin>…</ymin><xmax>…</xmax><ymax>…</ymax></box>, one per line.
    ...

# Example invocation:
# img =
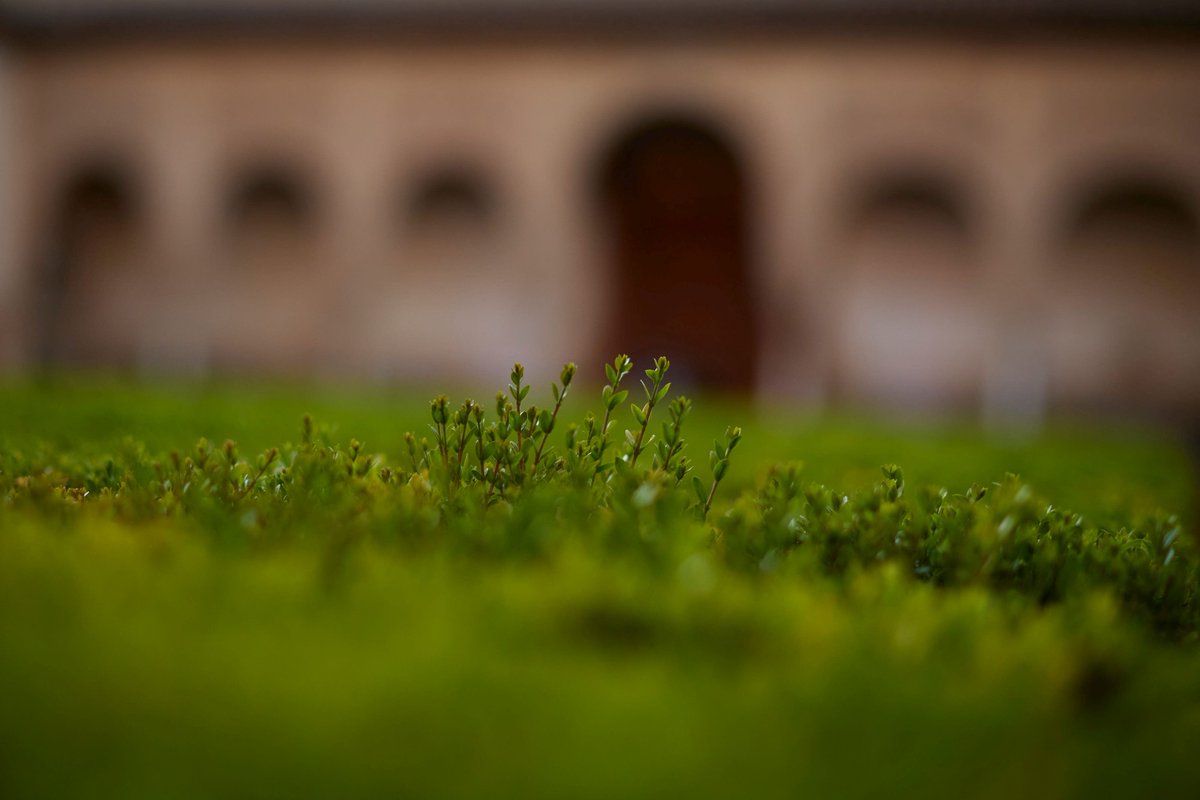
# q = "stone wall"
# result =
<box><xmin>3</xmin><ymin>35</ymin><xmax>1199</xmax><ymax>418</ymax></box>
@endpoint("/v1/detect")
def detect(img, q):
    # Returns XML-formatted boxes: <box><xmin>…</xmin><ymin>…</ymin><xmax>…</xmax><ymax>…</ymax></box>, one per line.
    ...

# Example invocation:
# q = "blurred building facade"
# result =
<box><xmin>1</xmin><ymin>1</ymin><xmax>1199</xmax><ymax>421</ymax></box>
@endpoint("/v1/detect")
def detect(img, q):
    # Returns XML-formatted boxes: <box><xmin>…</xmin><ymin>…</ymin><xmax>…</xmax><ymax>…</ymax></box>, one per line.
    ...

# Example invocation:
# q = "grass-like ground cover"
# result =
<box><xmin>1</xmin><ymin>368</ymin><xmax>1198</xmax><ymax>798</ymax></box>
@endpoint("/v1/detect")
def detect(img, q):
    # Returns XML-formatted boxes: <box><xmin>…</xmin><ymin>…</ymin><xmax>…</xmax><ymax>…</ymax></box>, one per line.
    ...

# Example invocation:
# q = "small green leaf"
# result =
<box><xmin>631</xmin><ymin>403</ymin><xmax>646</xmax><ymax>425</ymax></box>
<box><xmin>727</xmin><ymin>427</ymin><xmax>742</xmax><ymax>449</ymax></box>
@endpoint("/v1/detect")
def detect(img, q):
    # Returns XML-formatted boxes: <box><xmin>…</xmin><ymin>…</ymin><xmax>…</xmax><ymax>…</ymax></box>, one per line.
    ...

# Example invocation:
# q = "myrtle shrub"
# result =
<box><xmin>1</xmin><ymin>355</ymin><xmax>1194</xmax><ymax>640</ymax></box>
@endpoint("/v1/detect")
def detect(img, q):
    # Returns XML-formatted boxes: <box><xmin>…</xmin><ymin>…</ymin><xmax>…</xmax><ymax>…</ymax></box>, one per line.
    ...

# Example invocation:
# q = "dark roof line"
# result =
<box><xmin>4</xmin><ymin>1</ymin><xmax>1200</xmax><ymax>40</ymax></box>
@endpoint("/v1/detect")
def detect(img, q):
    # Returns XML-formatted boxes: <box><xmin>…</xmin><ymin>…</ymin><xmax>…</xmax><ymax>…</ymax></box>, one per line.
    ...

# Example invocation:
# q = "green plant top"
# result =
<box><xmin>0</xmin><ymin>356</ymin><xmax>1195</xmax><ymax>640</ymax></box>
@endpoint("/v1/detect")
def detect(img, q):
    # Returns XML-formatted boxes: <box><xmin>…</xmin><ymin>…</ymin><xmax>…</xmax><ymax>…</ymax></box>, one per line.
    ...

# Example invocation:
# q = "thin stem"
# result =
<box><xmin>703</xmin><ymin>478</ymin><xmax>720</xmax><ymax>520</ymax></box>
<box><xmin>484</xmin><ymin>436</ymin><xmax>506</xmax><ymax>503</ymax></box>
<box><xmin>533</xmin><ymin>396</ymin><xmax>564</xmax><ymax>472</ymax></box>
<box><xmin>662</xmin><ymin>415</ymin><xmax>685</xmax><ymax>472</ymax></box>
<box><xmin>513</xmin><ymin>390</ymin><xmax>524</xmax><ymax>458</ymax></box>
<box><xmin>454</xmin><ymin>424</ymin><xmax>469</xmax><ymax>487</ymax></box>
<box><xmin>475</xmin><ymin>427</ymin><xmax>486</xmax><ymax>484</ymax></box>
<box><xmin>594</xmin><ymin>406</ymin><xmax>614</xmax><ymax>462</ymax></box>
<box><xmin>236</xmin><ymin>449</ymin><xmax>278</xmax><ymax>500</ymax></box>
<box><xmin>629</xmin><ymin>374</ymin><xmax>666</xmax><ymax>468</ymax></box>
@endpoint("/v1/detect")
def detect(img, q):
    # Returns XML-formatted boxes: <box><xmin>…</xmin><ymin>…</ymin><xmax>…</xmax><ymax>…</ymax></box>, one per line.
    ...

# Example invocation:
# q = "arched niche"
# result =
<box><xmin>1065</xmin><ymin>177</ymin><xmax>1198</xmax><ymax>281</ymax></box>
<box><xmin>399</xmin><ymin>165</ymin><xmax>500</xmax><ymax>265</ymax></box>
<box><xmin>846</xmin><ymin>171</ymin><xmax>975</xmax><ymax>274</ymax></box>
<box><xmin>406</xmin><ymin>167</ymin><xmax>496</xmax><ymax>235</ymax></box>
<box><xmin>1049</xmin><ymin>173</ymin><xmax>1200</xmax><ymax>414</ymax></box>
<box><xmin>38</xmin><ymin>162</ymin><xmax>146</xmax><ymax>366</ymax></box>
<box><xmin>834</xmin><ymin>168</ymin><xmax>984</xmax><ymax>411</ymax></box>
<box><xmin>225</xmin><ymin>165</ymin><xmax>317</xmax><ymax>272</ymax></box>
<box><xmin>592</xmin><ymin>114</ymin><xmax>758</xmax><ymax>391</ymax></box>
<box><xmin>209</xmin><ymin>162</ymin><xmax>324</xmax><ymax>371</ymax></box>
<box><xmin>351</xmin><ymin>156</ymin><xmax>513</xmax><ymax>382</ymax></box>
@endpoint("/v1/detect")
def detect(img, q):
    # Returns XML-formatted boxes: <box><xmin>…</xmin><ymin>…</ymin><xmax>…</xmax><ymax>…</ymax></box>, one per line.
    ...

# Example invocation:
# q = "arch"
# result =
<box><xmin>592</xmin><ymin>114</ymin><xmax>758</xmax><ymax>390</ymax></box>
<box><xmin>404</xmin><ymin>166</ymin><xmax>498</xmax><ymax>236</ymax></box>
<box><xmin>225</xmin><ymin>165</ymin><xmax>317</xmax><ymax>270</ymax></box>
<box><xmin>845</xmin><ymin>169</ymin><xmax>975</xmax><ymax>259</ymax></box>
<box><xmin>1047</xmin><ymin>171</ymin><xmax>1200</xmax><ymax>414</ymax></box>
<box><xmin>1063</xmin><ymin>175</ymin><xmax>1198</xmax><ymax>266</ymax></box>
<box><xmin>833</xmin><ymin>166</ymin><xmax>983</xmax><ymax>411</ymax></box>
<box><xmin>208</xmin><ymin>161</ymin><xmax>325</xmax><ymax>369</ymax></box>
<box><xmin>37</xmin><ymin>161</ymin><xmax>145</xmax><ymax>365</ymax></box>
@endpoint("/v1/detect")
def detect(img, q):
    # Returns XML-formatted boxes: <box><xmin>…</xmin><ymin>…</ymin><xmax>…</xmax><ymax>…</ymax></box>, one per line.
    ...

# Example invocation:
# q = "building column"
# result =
<box><xmin>754</xmin><ymin>77</ymin><xmax>835</xmax><ymax>408</ymax></box>
<box><xmin>980</xmin><ymin>79</ymin><xmax>1052</xmax><ymax>430</ymax></box>
<box><xmin>137</xmin><ymin>100</ymin><xmax>222</xmax><ymax>375</ymax></box>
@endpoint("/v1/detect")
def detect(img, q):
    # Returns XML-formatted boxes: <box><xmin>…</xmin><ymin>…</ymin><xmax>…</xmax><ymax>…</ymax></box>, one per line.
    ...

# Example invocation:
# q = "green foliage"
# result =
<box><xmin>2</xmin><ymin>360</ymin><xmax>1200</xmax><ymax>797</ymax></box>
<box><xmin>2</xmin><ymin>358</ymin><xmax>1193</xmax><ymax>637</ymax></box>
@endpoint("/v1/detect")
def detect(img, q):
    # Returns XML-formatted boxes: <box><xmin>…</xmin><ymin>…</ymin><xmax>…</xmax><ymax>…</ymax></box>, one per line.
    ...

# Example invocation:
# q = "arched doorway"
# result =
<box><xmin>37</xmin><ymin>165</ymin><xmax>144</xmax><ymax>366</ymax></box>
<box><xmin>594</xmin><ymin>116</ymin><xmax>757</xmax><ymax>390</ymax></box>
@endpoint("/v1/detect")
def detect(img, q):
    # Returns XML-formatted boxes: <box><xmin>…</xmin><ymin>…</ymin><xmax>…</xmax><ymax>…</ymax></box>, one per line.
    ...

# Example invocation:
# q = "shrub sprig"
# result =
<box><xmin>2</xmin><ymin>356</ymin><xmax>1196</xmax><ymax>641</ymax></box>
<box><xmin>411</xmin><ymin>356</ymin><xmax>718</xmax><ymax>514</ymax></box>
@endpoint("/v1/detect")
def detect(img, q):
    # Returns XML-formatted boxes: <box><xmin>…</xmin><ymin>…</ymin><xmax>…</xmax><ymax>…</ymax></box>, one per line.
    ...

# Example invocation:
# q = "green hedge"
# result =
<box><xmin>1</xmin><ymin>365</ymin><xmax>1198</xmax><ymax>798</ymax></box>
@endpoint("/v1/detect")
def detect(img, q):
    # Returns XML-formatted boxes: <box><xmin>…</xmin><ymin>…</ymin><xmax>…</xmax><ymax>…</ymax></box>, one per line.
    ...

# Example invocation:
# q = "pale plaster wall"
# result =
<box><xmin>3</xmin><ymin>36</ymin><xmax>1199</xmax><ymax>417</ymax></box>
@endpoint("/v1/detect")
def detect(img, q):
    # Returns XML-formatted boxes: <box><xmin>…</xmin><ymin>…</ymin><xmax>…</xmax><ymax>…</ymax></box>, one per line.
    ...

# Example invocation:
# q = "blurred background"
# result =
<box><xmin>0</xmin><ymin>0</ymin><xmax>1198</xmax><ymax>428</ymax></box>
